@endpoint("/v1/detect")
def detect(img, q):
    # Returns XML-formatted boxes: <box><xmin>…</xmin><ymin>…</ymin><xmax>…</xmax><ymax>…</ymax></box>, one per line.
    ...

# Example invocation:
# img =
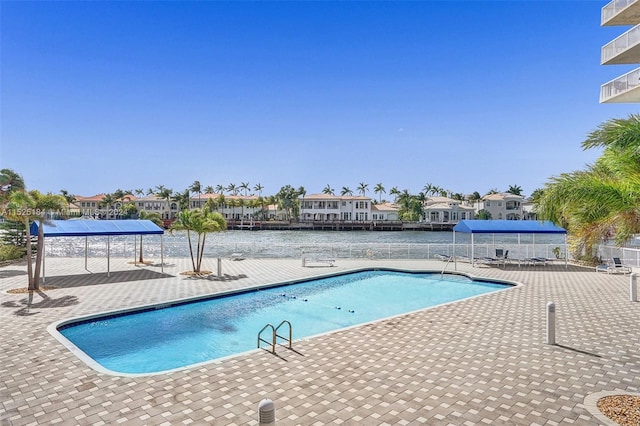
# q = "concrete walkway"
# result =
<box><xmin>0</xmin><ymin>256</ymin><xmax>638</xmax><ymax>425</ymax></box>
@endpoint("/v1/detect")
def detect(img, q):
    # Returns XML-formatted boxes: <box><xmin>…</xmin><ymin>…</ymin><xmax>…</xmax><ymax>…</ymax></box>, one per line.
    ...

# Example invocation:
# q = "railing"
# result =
<box><xmin>602</xmin><ymin>23</ymin><xmax>640</xmax><ymax>64</ymax></box>
<box><xmin>600</xmin><ymin>66</ymin><xmax>640</xmax><ymax>102</ymax></box>
<box><xmin>42</xmin><ymin>239</ymin><xmax>567</xmax><ymax>262</ymax></box>
<box><xmin>602</xmin><ymin>0</ymin><xmax>639</xmax><ymax>24</ymax></box>
<box><xmin>257</xmin><ymin>320</ymin><xmax>292</xmax><ymax>354</ymax></box>
<box><xmin>598</xmin><ymin>244</ymin><xmax>640</xmax><ymax>268</ymax></box>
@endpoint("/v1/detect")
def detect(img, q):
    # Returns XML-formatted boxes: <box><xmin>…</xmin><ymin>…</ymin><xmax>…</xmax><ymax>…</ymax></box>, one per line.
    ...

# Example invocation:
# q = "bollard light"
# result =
<box><xmin>631</xmin><ymin>273</ymin><xmax>638</xmax><ymax>302</ymax></box>
<box><xmin>217</xmin><ymin>257</ymin><xmax>222</xmax><ymax>278</ymax></box>
<box><xmin>258</xmin><ymin>398</ymin><xmax>275</xmax><ymax>426</ymax></box>
<box><xmin>546</xmin><ymin>302</ymin><xmax>556</xmax><ymax>345</ymax></box>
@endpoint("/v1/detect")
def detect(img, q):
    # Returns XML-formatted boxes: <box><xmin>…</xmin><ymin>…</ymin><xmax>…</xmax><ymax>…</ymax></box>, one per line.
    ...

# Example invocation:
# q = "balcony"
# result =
<box><xmin>602</xmin><ymin>24</ymin><xmax>640</xmax><ymax>64</ymax></box>
<box><xmin>602</xmin><ymin>0</ymin><xmax>640</xmax><ymax>26</ymax></box>
<box><xmin>600</xmin><ymin>66</ymin><xmax>640</xmax><ymax>102</ymax></box>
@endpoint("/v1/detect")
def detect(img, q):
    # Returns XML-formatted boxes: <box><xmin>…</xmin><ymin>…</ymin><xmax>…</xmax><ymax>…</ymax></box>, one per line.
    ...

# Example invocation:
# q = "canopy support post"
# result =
<box><xmin>472</xmin><ymin>234</ymin><xmax>475</xmax><ymax>267</ymax></box>
<box><xmin>85</xmin><ymin>236</ymin><xmax>89</xmax><ymax>272</ymax></box>
<box><xmin>161</xmin><ymin>234</ymin><xmax>164</xmax><ymax>273</ymax></box>
<box><xmin>453</xmin><ymin>230</ymin><xmax>457</xmax><ymax>271</ymax></box>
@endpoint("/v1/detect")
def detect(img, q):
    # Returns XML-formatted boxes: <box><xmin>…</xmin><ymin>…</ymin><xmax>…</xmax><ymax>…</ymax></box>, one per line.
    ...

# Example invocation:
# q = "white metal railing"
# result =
<box><xmin>598</xmin><ymin>244</ymin><xmax>640</xmax><ymax>268</ymax></box>
<box><xmin>600</xmin><ymin>66</ymin><xmax>640</xmax><ymax>102</ymax></box>
<box><xmin>602</xmin><ymin>0</ymin><xmax>639</xmax><ymax>24</ymax></box>
<box><xmin>602</xmin><ymin>23</ymin><xmax>640</xmax><ymax>63</ymax></box>
<box><xmin>42</xmin><ymin>240</ymin><xmax>567</xmax><ymax>262</ymax></box>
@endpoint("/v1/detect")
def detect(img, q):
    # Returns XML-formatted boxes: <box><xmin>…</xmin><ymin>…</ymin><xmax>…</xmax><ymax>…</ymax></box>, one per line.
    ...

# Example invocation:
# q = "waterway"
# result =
<box><xmin>44</xmin><ymin>230</ymin><xmax>566</xmax><ymax>260</ymax></box>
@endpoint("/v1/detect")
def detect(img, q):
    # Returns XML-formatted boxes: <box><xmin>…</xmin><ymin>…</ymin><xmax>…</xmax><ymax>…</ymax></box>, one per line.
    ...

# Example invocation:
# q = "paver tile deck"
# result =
<box><xmin>0</xmin><ymin>257</ymin><xmax>638</xmax><ymax>425</ymax></box>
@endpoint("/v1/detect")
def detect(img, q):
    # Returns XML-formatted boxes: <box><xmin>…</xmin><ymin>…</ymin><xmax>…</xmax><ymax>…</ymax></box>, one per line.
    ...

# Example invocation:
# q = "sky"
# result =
<box><xmin>1</xmin><ymin>0</ymin><xmax>638</xmax><ymax>200</ymax></box>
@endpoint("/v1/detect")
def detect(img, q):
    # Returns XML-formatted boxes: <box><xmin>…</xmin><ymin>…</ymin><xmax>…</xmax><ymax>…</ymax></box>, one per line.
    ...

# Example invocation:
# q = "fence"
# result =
<box><xmin>43</xmin><ymin>238</ymin><xmax>567</xmax><ymax>262</ymax></box>
<box><xmin>598</xmin><ymin>244</ymin><xmax>640</xmax><ymax>267</ymax></box>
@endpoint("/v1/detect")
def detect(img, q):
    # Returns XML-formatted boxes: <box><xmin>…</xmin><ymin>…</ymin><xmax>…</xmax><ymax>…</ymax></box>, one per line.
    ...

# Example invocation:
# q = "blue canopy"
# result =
<box><xmin>453</xmin><ymin>220</ymin><xmax>566</xmax><ymax>234</ymax></box>
<box><xmin>30</xmin><ymin>219</ymin><xmax>164</xmax><ymax>237</ymax></box>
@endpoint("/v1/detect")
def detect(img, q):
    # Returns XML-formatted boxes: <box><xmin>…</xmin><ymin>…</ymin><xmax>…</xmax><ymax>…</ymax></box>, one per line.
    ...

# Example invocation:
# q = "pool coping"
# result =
<box><xmin>47</xmin><ymin>267</ymin><xmax>521</xmax><ymax>377</ymax></box>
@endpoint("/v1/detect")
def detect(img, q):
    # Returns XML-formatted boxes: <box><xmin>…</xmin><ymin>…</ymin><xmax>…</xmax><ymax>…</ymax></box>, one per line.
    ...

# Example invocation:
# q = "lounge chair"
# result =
<box><xmin>596</xmin><ymin>258</ymin><xmax>631</xmax><ymax>274</ymax></box>
<box><xmin>230</xmin><ymin>253</ymin><xmax>245</xmax><ymax>261</ymax></box>
<box><xmin>434</xmin><ymin>253</ymin><xmax>452</xmax><ymax>261</ymax></box>
<box><xmin>612</xmin><ymin>257</ymin><xmax>631</xmax><ymax>274</ymax></box>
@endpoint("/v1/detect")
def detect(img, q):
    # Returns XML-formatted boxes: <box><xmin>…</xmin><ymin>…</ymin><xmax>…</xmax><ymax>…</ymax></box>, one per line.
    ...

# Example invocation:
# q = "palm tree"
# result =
<box><xmin>215</xmin><ymin>184</ymin><xmax>226</xmax><ymax>195</ymax></box>
<box><xmin>135</xmin><ymin>188</ymin><xmax>145</xmax><ymax>196</ymax></box>
<box><xmin>357</xmin><ymin>182</ymin><xmax>368</xmax><ymax>197</ymax></box>
<box><xmin>169</xmin><ymin>208</ymin><xmax>226</xmax><ymax>273</ymax></box>
<box><xmin>5</xmin><ymin>190</ymin><xmax>66</xmax><ymax>290</ymax></box>
<box><xmin>101</xmin><ymin>193</ymin><xmax>115</xmax><ymax>219</ymax></box>
<box><xmin>204</xmin><ymin>185</ymin><xmax>214</xmax><ymax>194</ymax></box>
<box><xmin>190</xmin><ymin>180</ymin><xmax>202</xmax><ymax>208</ymax></box>
<box><xmin>374</xmin><ymin>183</ymin><xmax>386</xmax><ymax>203</ymax></box>
<box><xmin>507</xmin><ymin>185</ymin><xmax>523</xmax><ymax>196</ymax></box>
<box><xmin>341</xmin><ymin>186</ymin><xmax>353</xmax><ymax>196</ymax></box>
<box><xmin>240</xmin><ymin>182</ymin><xmax>250</xmax><ymax>196</ymax></box>
<box><xmin>0</xmin><ymin>169</ymin><xmax>25</xmax><ymax>203</ymax></box>
<box><xmin>156</xmin><ymin>187</ymin><xmax>173</xmax><ymax>219</ymax></box>
<box><xmin>227</xmin><ymin>183</ymin><xmax>238</xmax><ymax>196</ymax></box>
<box><xmin>389</xmin><ymin>186</ymin><xmax>400</xmax><ymax>202</ymax></box>
<box><xmin>323</xmin><ymin>184</ymin><xmax>335</xmax><ymax>195</ymax></box>
<box><xmin>537</xmin><ymin>114</ymin><xmax>640</xmax><ymax>253</ymax></box>
<box><xmin>253</xmin><ymin>183</ymin><xmax>264</xmax><ymax>197</ymax></box>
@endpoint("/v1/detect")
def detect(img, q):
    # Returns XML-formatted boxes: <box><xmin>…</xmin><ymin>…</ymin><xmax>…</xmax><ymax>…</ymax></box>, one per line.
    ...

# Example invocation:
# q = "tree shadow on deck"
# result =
<box><xmin>2</xmin><ymin>290</ymin><xmax>79</xmax><ymax>316</ymax></box>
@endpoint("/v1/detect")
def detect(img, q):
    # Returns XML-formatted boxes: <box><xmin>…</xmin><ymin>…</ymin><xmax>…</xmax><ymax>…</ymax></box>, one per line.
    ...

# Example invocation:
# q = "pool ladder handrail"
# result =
<box><xmin>257</xmin><ymin>320</ymin><xmax>292</xmax><ymax>354</ymax></box>
<box><xmin>441</xmin><ymin>255</ymin><xmax>454</xmax><ymax>277</ymax></box>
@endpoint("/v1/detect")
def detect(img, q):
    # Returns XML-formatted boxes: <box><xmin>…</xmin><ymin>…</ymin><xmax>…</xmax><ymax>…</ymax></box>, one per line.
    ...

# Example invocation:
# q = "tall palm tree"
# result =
<box><xmin>253</xmin><ymin>183</ymin><xmax>264</xmax><ymax>197</ymax></box>
<box><xmin>169</xmin><ymin>208</ymin><xmax>226</xmax><ymax>273</ymax></box>
<box><xmin>0</xmin><ymin>169</ymin><xmax>25</xmax><ymax>203</ymax></box>
<box><xmin>101</xmin><ymin>193</ymin><xmax>115</xmax><ymax>219</ymax></box>
<box><xmin>389</xmin><ymin>186</ymin><xmax>400</xmax><ymax>202</ymax></box>
<box><xmin>537</xmin><ymin>114</ymin><xmax>640</xmax><ymax>251</ymax></box>
<box><xmin>135</xmin><ymin>188</ymin><xmax>145</xmax><ymax>196</ymax></box>
<box><xmin>204</xmin><ymin>185</ymin><xmax>214</xmax><ymax>194</ymax></box>
<box><xmin>323</xmin><ymin>184</ymin><xmax>335</xmax><ymax>195</ymax></box>
<box><xmin>357</xmin><ymin>182</ymin><xmax>368</xmax><ymax>197</ymax></box>
<box><xmin>215</xmin><ymin>184</ymin><xmax>226</xmax><ymax>195</ymax></box>
<box><xmin>507</xmin><ymin>185</ymin><xmax>523</xmax><ymax>196</ymax></box>
<box><xmin>156</xmin><ymin>187</ymin><xmax>173</xmax><ymax>219</ymax></box>
<box><xmin>341</xmin><ymin>186</ymin><xmax>353</xmax><ymax>196</ymax></box>
<box><xmin>190</xmin><ymin>180</ymin><xmax>202</xmax><ymax>208</ymax></box>
<box><xmin>374</xmin><ymin>183</ymin><xmax>386</xmax><ymax>203</ymax></box>
<box><xmin>5</xmin><ymin>190</ymin><xmax>66</xmax><ymax>290</ymax></box>
<box><xmin>240</xmin><ymin>182</ymin><xmax>250</xmax><ymax>196</ymax></box>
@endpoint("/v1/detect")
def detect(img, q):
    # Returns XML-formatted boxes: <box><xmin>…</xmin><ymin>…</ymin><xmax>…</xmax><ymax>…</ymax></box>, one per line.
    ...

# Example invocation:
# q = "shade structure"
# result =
<box><xmin>453</xmin><ymin>220</ymin><xmax>567</xmax><ymax>234</ymax></box>
<box><xmin>452</xmin><ymin>220</ymin><xmax>567</xmax><ymax>268</ymax></box>
<box><xmin>30</xmin><ymin>219</ymin><xmax>165</xmax><ymax>279</ymax></box>
<box><xmin>30</xmin><ymin>219</ymin><xmax>164</xmax><ymax>237</ymax></box>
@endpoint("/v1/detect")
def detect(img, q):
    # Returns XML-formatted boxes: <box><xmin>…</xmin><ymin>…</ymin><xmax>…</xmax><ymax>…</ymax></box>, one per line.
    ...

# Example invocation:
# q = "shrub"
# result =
<box><xmin>0</xmin><ymin>244</ymin><xmax>25</xmax><ymax>262</ymax></box>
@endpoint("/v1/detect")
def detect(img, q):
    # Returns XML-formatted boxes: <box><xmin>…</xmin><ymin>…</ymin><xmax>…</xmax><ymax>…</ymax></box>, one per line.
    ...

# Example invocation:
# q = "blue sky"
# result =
<box><xmin>1</xmin><ymin>1</ymin><xmax>637</xmax><ymax>200</ymax></box>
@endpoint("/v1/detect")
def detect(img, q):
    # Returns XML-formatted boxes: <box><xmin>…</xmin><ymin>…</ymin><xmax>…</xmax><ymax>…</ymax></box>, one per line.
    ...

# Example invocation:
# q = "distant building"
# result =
<box><xmin>189</xmin><ymin>193</ymin><xmax>263</xmax><ymax>221</ymax></box>
<box><xmin>135</xmin><ymin>195</ymin><xmax>178</xmax><ymax>220</ymax></box>
<box><xmin>600</xmin><ymin>0</ymin><xmax>640</xmax><ymax>103</ymax></box>
<box><xmin>299</xmin><ymin>194</ymin><xmax>373</xmax><ymax>221</ymax></box>
<box><xmin>477</xmin><ymin>193</ymin><xmax>524</xmax><ymax>220</ymax></box>
<box><xmin>423</xmin><ymin>196</ymin><xmax>475</xmax><ymax>224</ymax></box>
<box><xmin>371</xmin><ymin>203</ymin><xmax>400</xmax><ymax>221</ymax></box>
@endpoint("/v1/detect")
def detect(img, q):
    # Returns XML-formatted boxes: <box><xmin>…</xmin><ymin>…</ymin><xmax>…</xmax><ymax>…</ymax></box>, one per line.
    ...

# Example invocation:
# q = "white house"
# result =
<box><xmin>189</xmin><ymin>193</ymin><xmax>263</xmax><ymax>220</ymax></box>
<box><xmin>135</xmin><ymin>195</ymin><xmax>179</xmax><ymax>220</ymax></box>
<box><xmin>423</xmin><ymin>196</ymin><xmax>475</xmax><ymax>224</ymax></box>
<box><xmin>371</xmin><ymin>202</ymin><xmax>400</xmax><ymax>221</ymax></box>
<box><xmin>478</xmin><ymin>192</ymin><xmax>524</xmax><ymax>220</ymax></box>
<box><xmin>299</xmin><ymin>194</ymin><xmax>373</xmax><ymax>221</ymax></box>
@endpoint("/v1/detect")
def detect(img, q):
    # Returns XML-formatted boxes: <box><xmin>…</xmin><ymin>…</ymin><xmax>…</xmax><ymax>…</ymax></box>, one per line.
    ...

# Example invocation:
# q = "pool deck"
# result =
<box><xmin>1</xmin><ymin>256</ymin><xmax>638</xmax><ymax>425</ymax></box>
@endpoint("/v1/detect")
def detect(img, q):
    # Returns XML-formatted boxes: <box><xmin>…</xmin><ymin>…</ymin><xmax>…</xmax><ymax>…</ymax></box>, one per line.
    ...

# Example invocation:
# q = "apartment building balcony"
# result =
<box><xmin>602</xmin><ymin>0</ymin><xmax>640</xmax><ymax>26</ymax></box>
<box><xmin>600</xmin><ymin>66</ymin><xmax>640</xmax><ymax>102</ymax></box>
<box><xmin>602</xmin><ymin>24</ymin><xmax>640</xmax><ymax>64</ymax></box>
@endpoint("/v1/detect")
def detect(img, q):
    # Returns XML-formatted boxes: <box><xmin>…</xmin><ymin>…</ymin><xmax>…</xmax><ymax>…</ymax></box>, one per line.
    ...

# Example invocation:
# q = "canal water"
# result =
<box><xmin>43</xmin><ymin>230</ymin><xmax>566</xmax><ymax>260</ymax></box>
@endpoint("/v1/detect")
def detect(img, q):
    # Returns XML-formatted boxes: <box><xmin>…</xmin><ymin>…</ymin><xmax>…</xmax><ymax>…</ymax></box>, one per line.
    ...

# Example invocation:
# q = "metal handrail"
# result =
<box><xmin>257</xmin><ymin>323</ymin><xmax>276</xmax><ymax>353</ymax></box>
<box><xmin>275</xmin><ymin>320</ymin><xmax>292</xmax><ymax>349</ymax></box>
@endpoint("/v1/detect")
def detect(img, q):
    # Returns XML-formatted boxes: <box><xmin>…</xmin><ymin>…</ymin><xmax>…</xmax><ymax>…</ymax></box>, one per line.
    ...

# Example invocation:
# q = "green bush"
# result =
<box><xmin>0</xmin><ymin>244</ymin><xmax>25</xmax><ymax>262</ymax></box>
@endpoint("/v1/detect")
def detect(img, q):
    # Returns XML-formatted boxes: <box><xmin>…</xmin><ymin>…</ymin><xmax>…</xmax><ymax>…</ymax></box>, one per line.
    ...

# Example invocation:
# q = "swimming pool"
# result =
<box><xmin>51</xmin><ymin>269</ymin><xmax>513</xmax><ymax>375</ymax></box>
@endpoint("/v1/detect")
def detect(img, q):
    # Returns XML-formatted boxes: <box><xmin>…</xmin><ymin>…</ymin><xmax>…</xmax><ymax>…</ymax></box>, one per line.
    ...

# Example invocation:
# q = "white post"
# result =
<box><xmin>546</xmin><ymin>302</ymin><xmax>556</xmax><ymax>345</ymax></box>
<box><xmin>631</xmin><ymin>273</ymin><xmax>638</xmax><ymax>302</ymax></box>
<box><xmin>258</xmin><ymin>398</ymin><xmax>275</xmax><ymax>426</ymax></box>
<box><xmin>217</xmin><ymin>257</ymin><xmax>222</xmax><ymax>277</ymax></box>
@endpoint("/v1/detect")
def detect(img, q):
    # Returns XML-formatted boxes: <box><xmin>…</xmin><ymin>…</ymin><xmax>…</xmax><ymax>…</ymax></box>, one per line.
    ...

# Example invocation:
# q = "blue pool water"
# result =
<box><xmin>56</xmin><ymin>270</ymin><xmax>511</xmax><ymax>375</ymax></box>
